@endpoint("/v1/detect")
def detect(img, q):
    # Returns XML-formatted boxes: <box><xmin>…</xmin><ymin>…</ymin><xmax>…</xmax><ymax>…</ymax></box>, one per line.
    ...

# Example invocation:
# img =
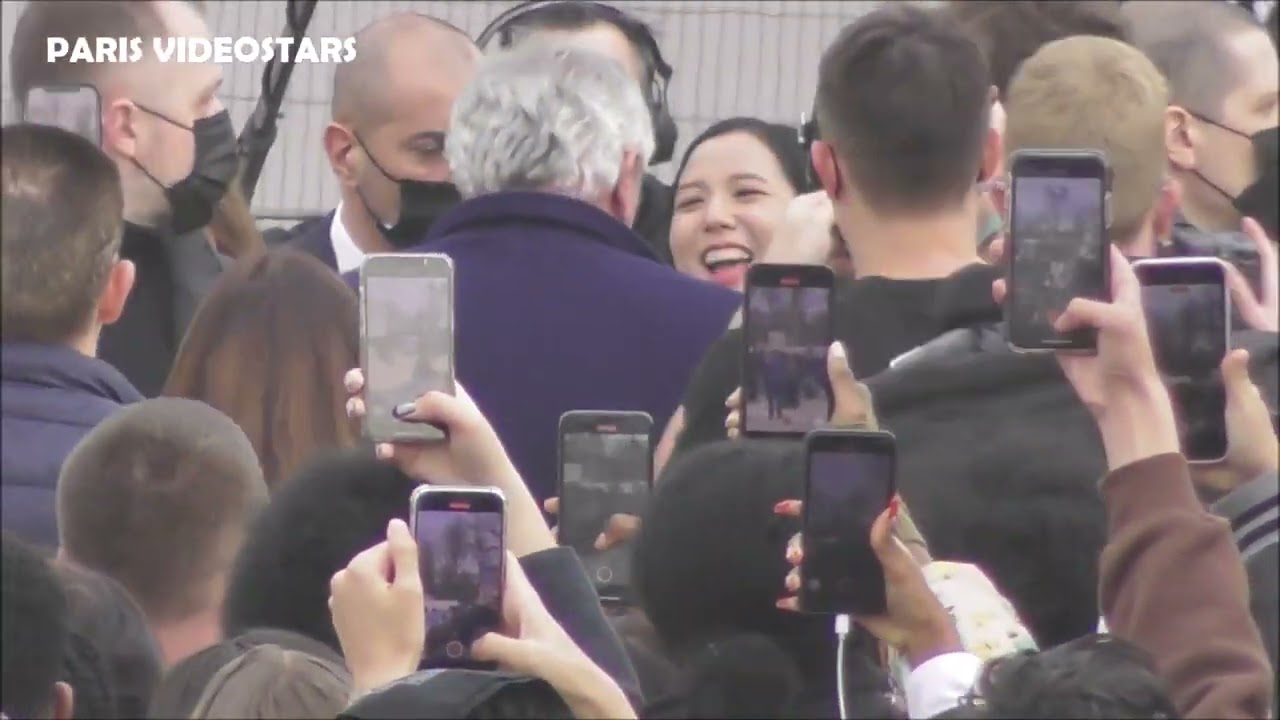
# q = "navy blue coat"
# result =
<box><xmin>345</xmin><ymin>191</ymin><xmax>740</xmax><ymax>500</ymax></box>
<box><xmin>1</xmin><ymin>342</ymin><xmax>143</xmax><ymax>548</ymax></box>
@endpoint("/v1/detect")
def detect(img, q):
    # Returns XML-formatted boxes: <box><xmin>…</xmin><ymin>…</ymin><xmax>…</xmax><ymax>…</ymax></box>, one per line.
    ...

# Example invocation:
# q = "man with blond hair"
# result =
<box><xmin>1003</xmin><ymin>35</ymin><xmax>1173</xmax><ymax>256</ymax></box>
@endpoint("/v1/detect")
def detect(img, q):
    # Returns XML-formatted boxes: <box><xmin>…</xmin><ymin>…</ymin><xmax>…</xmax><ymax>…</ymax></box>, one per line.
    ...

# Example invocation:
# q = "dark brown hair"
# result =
<box><xmin>946</xmin><ymin>1</ymin><xmax>1131</xmax><ymax>99</ymax></box>
<box><xmin>816</xmin><ymin>5</ymin><xmax>991</xmax><ymax>214</ymax></box>
<box><xmin>164</xmin><ymin>248</ymin><xmax>361</xmax><ymax>490</ymax></box>
<box><xmin>56</xmin><ymin>398</ymin><xmax>269</xmax><ymax>622</ymax></box>
<box><xmin>1</xmin><ymin>123</ymin><xmax>122</xmax><ymax>344</ymax></box>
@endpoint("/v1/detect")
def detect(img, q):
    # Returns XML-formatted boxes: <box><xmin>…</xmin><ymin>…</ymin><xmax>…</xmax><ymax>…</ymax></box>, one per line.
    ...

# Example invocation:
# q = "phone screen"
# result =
<box><xmin>363</xmin><ymin>268</ymin><xmax>451</xmax><ymax>440</ymax></box>
<box><xmin>1141</xmin><ymin>280</ymin><xmax>1228</xmax><ymax>462</ymax></box>
<box><xmin>802</xmin><ymin>443</ymin><xmax>894</xmax><ymax>615</ymax></box>
<box><xmin>560</xmin><ymin>429</ymin><xmax>650</xmax><ymax>596</ymax></box>
<box><xmin>414</xmin><ymin>503</ymin><xmax>503</xmax><ymax>665</ymax></box>
<box><xmin>24</xmin><ymin>86</ymin><xmax>101</xmax><ymax>146</ymax></box>
<box><xmin>743</xmin><ymin>284</ymin><xmax>832</xmax><ymax>434</ymax></box>
<box><xmin>1009</xmin><ymin>174</ymin><xmax>1107</xmax><ymax>349</ymax></box>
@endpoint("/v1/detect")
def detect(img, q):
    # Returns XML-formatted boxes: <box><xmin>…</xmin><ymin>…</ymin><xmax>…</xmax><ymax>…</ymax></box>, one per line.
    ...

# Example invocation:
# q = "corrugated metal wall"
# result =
<box><xmin>1</xmin><ymin>0</ymin><xmax>893</xmax><ymax>221</ymax></box>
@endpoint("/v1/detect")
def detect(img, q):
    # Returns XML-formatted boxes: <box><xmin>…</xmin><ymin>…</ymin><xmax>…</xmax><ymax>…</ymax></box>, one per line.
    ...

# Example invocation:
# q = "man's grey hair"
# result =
<box><xmin>445</xmin><ymin>43</ymin><xmax>655</xmax><ymax>200</ymax></box>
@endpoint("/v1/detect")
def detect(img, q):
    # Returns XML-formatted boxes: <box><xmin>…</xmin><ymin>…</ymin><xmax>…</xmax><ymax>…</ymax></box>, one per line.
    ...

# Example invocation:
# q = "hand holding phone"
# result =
<box><xmin>328</xmin><ymin>518</ymin><xmax>426</xmax><ymax>694</ymax></box>
<box><xmin>1005</xmin><ymin>150</ymin><xmax>1112</xmax><ymax>353</ymax></box>
<box><xmin>410</xmin><ymin>486</ymin><xmax>505</xmax><ymax>667</ymax></box>
<box><xmin>344</xmin><ymin>371</ymin><xmax>521</xmax><ymax>491</ymax></box>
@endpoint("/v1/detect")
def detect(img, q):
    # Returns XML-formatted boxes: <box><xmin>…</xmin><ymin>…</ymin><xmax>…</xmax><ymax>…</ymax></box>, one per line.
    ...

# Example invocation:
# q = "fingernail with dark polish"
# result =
<box><xmin>392</xmin><ymin>403</ymin><xmax>415</xmax><ymax>418</ymax></box>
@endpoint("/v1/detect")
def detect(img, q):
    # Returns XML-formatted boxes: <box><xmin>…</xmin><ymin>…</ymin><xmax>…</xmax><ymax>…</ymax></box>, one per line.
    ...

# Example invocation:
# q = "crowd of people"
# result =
<box><xmin>1</xmin><ymin>0</ymin><xmax>1278</xmax><ymax>718</ymax></box>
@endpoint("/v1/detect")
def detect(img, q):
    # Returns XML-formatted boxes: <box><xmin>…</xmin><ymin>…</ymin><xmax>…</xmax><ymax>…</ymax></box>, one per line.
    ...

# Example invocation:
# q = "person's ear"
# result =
<box><xmin>613</xmin><ymin>150</ymin><xmax>644</xmax><ymax>227</ymax></box>
<box><xmin>812</xmin><ymin>140</ymin><xmax>843</xmax><ymax>201</ymax></box>
<box><xmin>101</xmin><ymin>98</ymin><xmax>139</xmax><ymax>161</ymax></box>
<box><xmin>981</xmin><ymin>125</ymin><xmax>1003</xmax><ymax>183</ymax></box>
<box><xmin>53</xmin><ymin>680</ymin><xmax>74</xmax><ymax>720</ymax></box>
<box><xmin>1165</xmin><ymin>106</ymin><xmax>1196</xmax><ymax>171</ymax></box>
<box><xmin>96</xmin><ymin>258</ymin><xmax>136</xmax><ymax>327</ymax></box>
<box><xmin>324</xmin><ymin>123</ymin><xmax>360</xmax><ymax>188</ymax></box>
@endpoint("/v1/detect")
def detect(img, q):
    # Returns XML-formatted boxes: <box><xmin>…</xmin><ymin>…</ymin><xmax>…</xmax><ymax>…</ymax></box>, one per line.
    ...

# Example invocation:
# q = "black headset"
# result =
<box><xmin>475</xmin><ymin>0</ymin><xmax>679</xmax><ymax>165</ymax></box>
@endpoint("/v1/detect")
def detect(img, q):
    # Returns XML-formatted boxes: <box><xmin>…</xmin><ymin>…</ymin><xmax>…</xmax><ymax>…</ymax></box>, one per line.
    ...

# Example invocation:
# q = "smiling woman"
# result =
<box><xmin>668</xmin><ymin>118</ymin><xmax>813</xmax><ymax>291</ymax></box>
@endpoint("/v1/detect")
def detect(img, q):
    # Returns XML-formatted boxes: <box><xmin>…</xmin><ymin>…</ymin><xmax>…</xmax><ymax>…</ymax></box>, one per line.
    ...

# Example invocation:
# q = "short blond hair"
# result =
<box><xmin>1004</xmin><ymin>35</ymin><xmax>1168</xmax><ymax>246</ymax></box>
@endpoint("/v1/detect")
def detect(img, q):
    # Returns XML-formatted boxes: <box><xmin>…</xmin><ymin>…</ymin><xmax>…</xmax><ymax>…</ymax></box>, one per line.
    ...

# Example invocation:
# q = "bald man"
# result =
<box><xmin>281</xmin><ymin>14</ymin><xmax>480</xmax><ymax>272</ymax></box>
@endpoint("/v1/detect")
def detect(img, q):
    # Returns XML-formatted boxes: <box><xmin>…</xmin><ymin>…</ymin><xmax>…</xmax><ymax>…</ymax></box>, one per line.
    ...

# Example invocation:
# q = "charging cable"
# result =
<box><xmin>835</xmin><ymin>613</ymin><xmax>851</xmax><ymax>720</ymax></box>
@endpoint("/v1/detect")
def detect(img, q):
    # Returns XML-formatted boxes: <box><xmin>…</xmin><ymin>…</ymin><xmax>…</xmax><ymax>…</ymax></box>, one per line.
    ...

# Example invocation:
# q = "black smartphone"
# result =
<box><xmin>1005</xmin><ymin>149</ymin><xmax>1112</xmax><ymax>353</ymax></box>
<box><xmin>409</xmin><ymin>485</ymin><xmax>505</xmax><ymax>667</ymax></box>
<box><xmin>800</xmin><ymin>429</ymin><xmax>896</xmax><ymax>616</ymax></box>
<box><xmin>741</xmin><ymin>264</ymin><xmax>835</xmax><ymax>437</ymax></box>
<box><xmin>23</xmin><ymin>84</ymin><xmax>102</xmax><ymax>146</ymax></box>
<box><xmin>359</xmin><ymin>254</ymin><xmax>454</xmax><ymax>442</ymax></box>
<box><xmin>1134</xmin><ymin>258</ymin><xmax>1230</xmax><ymax>464</ymax></box>
<box><xmin>557</xmin><ymin>410</ymin><xmax>653</xmax><ymax>605</ymax></box>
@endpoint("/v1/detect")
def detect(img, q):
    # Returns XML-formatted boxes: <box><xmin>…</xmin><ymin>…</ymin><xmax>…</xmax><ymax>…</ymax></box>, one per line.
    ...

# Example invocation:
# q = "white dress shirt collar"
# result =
<box><xmin>330</xmin><ymin>201</ymin><xmax>367</xmax><ymax>274</ymax></box>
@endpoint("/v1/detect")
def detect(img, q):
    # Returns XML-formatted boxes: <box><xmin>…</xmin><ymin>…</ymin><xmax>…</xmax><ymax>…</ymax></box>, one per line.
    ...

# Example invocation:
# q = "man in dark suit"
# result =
<box><xmin>348</xmin><ymin>44</ymin><xmax>739</xmax><ymax>502</ymax></box>
<box><xmin>275</xmin><ymin>14</ymin><xmax>480</xmax><ymax>273</ymax></box>
<box><xmin>10</xmin><ymin>1</ymin><xmax>232</xmax><ymax>396</ymax></box>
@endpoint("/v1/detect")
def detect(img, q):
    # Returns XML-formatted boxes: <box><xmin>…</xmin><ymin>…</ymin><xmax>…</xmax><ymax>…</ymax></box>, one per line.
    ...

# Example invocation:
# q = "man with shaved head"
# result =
<box><xmin>281</xmin><ymin>13</ymin><xmax>480</xmax><ymax>273</ymax></box>
<box><xmin>1126</xmin><ymin>0</ymin><xmax>1278</xmax><ymax>238</ymax></box>
<box><xmin>8</xmin><ymin>1</ymin><xmax>233</xmax><ymax>397</ymax></box>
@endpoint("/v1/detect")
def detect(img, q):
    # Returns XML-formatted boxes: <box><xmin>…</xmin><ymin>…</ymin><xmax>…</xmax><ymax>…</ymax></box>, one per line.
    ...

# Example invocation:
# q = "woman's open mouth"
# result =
<box><xmin>701</xmin><ymin>244</ymin><xmax>754</xmax><ymax>289</ymax></box>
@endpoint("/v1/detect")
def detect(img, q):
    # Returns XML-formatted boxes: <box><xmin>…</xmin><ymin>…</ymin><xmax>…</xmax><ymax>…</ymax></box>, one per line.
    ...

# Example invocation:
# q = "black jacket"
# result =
<box><xmin>635</xmin><ymin>174</ymin><xmax>675</xmax><ymax>265</ymax></box>
<box><xmin>267</xmin><ymin>211</ymin><xmax>336</xmax><ymax>271</ymax></box>
<box><xmin>98</xmin><ymin>223</ymin><xmax>225</xmax><ymax>397</ymax></box>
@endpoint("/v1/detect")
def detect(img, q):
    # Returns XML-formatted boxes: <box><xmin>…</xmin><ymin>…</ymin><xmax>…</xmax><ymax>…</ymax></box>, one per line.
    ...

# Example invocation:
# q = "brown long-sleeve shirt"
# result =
<box><xmin>1099</xmin><ymin>453</ymin><xmax>1274</xmax><ymax>719</ymax></box>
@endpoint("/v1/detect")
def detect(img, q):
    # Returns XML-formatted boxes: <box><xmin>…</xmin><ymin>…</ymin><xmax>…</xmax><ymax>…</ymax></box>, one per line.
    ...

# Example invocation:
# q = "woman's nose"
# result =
<box><xmin>702</xmin><ymin>196</ymin><xmax>737</xmax><ymax>231</ymax></box>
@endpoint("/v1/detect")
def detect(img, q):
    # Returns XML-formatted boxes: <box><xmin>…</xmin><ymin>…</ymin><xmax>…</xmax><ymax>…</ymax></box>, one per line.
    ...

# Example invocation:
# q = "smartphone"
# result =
<box><xmin>23</xmin><ymin>85</ymin><xmax>102</xmax><ymax>146</ymax></box>
<box><xmin>1134</xmin><ymin>258</ymin><xmax>1230</xmax><ymax>463</ymax></box>
<box><xmin>409</xmin><ymin>486</ymin><xmax>505</xmax><ymax>667</ymax></box>
<box><xmin>359</xmin><ymin>254</ymin><xmax>454</xmax><ymax>443</ymax></box>
<box><xmin>1005</xmin><ymin>150</ymin><xmax>1112</xmax><ymax>353</ymax></box>
<box><xmin>557</xmin><ymin>410</ymin><xmax>653</xmax><ymax>604</ymax></box>
<box><xmin>800</xmin><ymin>429</ymin><xmax>896</xmax><ymax>616</ymax></box>
<box><xmin>741</xmin><ymin>264</ymin><xmax>835</xmax><ymax>437</ymax></box>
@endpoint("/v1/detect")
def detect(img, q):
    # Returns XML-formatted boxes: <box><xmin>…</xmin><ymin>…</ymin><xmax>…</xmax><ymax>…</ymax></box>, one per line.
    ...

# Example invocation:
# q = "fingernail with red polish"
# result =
<box><xmin>888</xmin><ymin>496</ymin><xmax>900</xmax><ymax>520</ymax></box>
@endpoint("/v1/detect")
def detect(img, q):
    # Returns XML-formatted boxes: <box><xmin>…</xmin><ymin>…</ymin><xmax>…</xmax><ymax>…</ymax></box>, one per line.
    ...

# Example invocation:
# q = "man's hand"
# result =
<box><xmin>1201</xmin><ymin>349</ymin><xmax>1280</xmax><ymax>493</ymax></box>
<box><xmin>344</xmin><ymin>370</ymin><xmax>521</xmax><ymax>488</ymax></box>
<box><xmin>542</xmin><ymin>497</ymin><xmax>639</xmax><ymax>551</ymax></box>
<box><xmin>1226</xmin><ymin>217</ymin><xmax>1279</xmax><ymax>332</ymax></box>
<box><xmin>329</xmin><ymin>519</ymin><xmax>425</xmax><ymax>695</ymax></box>
<box><xmin>762</xmin><ymin>191</ymin><xmax>849</xmax><ymax>273</ymax></box>
<box><xmin>471</xmin><ymin>553</ymin><xmax>635</xmax><ymax>719</ymax></box>
<box><xmin>994</xmin><ymin>246</ymin><xmax>1180</xmax><ymax>470</ymax></box>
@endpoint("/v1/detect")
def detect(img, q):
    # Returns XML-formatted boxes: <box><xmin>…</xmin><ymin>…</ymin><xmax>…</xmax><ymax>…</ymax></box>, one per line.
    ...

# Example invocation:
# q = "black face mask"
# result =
<box><xmin>1235</xmin><ymin>126</ymin><xmax>1278</xmax><ymax>240</ymax></box>
<box><xmin>353</xmin><ymin>135</ymin><xmax>462</xmax><ymax>248</ymax></box>
<box><xmin>1189</xmin><ymin>113</ymin><xmax>1279</xmax><ymax>237</ymax></box>
<box><xmin>133</xmin><ymin>106</ymin><xmax>239</xmax><ymax>235</ymax></box>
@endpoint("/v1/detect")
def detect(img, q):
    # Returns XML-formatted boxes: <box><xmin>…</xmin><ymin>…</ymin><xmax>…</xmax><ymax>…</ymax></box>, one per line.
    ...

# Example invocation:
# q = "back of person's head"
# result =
<box><xmin>445</xmin><ymin>43</ymin><xmax>654</xmax><ymax>224</ymax></box>
<box><xmin>52</xmin><ymin>560</ymin><xmax>161</xmax><ymax>718</ymax></box>
<box><xmin>813</xmin><ymin>5</ymin><xmax>991</xmax><ymax>216</ymax></box>
<box><xmin>150</xmin><ymin>627</ymin><xmax>343</xmax><ymax>718</ymax></box>
<box><xmin>56</xmin><ymin>398</ymin><xmax>269</xmax><ymax>626</ymax></box>
<box><xmin>337</xmin><ymin>670</ymin><xmax>574</xmax><ymax>720</ymax></box>
<box><xmin>963</xmin><ymin>635</ymin><xmax>1178</xmax><ymax>718</ymax></box>
<box><xmin>466</xmin><ymin>679</ymin><xmax>574</xmax><ymax>720</ymax></box>
<box><xmin>946</xmin><ymin>1</ymin><xmax>1130</xmax><ymax>98</ymax></box>
<box><xmin>1124</xmin><ymin>0</ymin><xmax>1265</xmax><ymax>117</ymax></box>
<box><xmin>1003</xmin><ymin>36</ymin><xmax>1170</xmax><ymax>251</ymax></box>
<box><xmin>1</xmin><ymin>123</ymin><xmax>132</xmax><ymax>346</ymax></box>
<box><xmin>635</xmin><ymin>441</ymin><xmax>894</xmax><ymax>718</ymax></box>
<box><xmin>223</xmin><ymin>449</ymin><xmax>418</xmax><ymax>652</ymax></box>
<box><xmin>188</xmin><ymin>644</ymin><xmax>351</xmax><ymax>719</ymax></box>
<box><xmin>2</xmin><ymin>532</ymin><xmax>73</xmax><ymax>720</ymax></box>
<box><xmin>164</xmin><ymin>248</ymin><xmax>360</xmax><ymax>490</ymax></box>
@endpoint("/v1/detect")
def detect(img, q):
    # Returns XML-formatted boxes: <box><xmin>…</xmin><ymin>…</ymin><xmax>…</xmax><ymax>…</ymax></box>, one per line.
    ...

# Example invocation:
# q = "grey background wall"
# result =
<box><xmin>0</xmin><ymin>0</ymin><xmax>901</xmax><ymax>222</ymax></box>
